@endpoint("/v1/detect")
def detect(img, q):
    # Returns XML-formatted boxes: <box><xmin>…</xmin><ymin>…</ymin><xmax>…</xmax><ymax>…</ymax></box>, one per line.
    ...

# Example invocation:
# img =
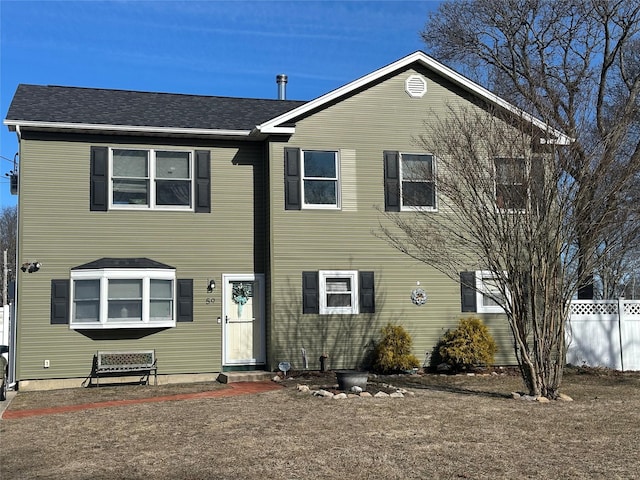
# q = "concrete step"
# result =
<box><xmin>217</xmin><ymin>371</ymin><xmax>274</xmax><ymax>384</ymax></box>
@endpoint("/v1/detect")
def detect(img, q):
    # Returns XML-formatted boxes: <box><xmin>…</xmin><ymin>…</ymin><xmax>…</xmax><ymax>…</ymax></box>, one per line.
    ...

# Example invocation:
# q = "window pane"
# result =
<box><xmin>495</xmin><ymin>158</ymin><xmax>525</xmax><ymax>183</ymax></box>
<box><xmin>402</xmin><ymin>182</ymin><xmax>435</xmax><ymax>207</ymax></box>
<box><xmin>326</xmin><ymin>278</ymin><xmax>351</xmax><ymax>292</ymax></box>
<box><xmin>303</xmin><ymin>180</ymin><xmax>337</xmax><ymax>205</ymax></box>
<box><xmin>156</xmin><ymin>152</ymin><xmax>190</xmax><ymax>179</ymax></box>
<box><xmin>108</xmin><ymin>279</ymin><xmax>142</xmax><ymax>322</ymax></box>
<box><xmin>496</xmin><ymin>185</ymin><xmax>527</xmax><ymax>210</ymax></box>
<box><xmin>113</xmin><ymin>150</ymin><xmax>148</xmax><ymax>177</ymax></box>
<box><xmin>73</xmin><ymin>279</ymin><xmax>100</xmax><ymax>323</ymax></box>
<box><xmin>150</xmin><ymin>300</ymin><xmax>173</xmax><ymax>320</ymax></box>
<box><xmin>75</xmin><ymin>302</ymin><xmax>100</xmax><ymax>322</ymax></box>
<box><xmin>303</xmin><ymin>151</ymin><xmax>336</xmax><ymax>178</ymax></box>
<box><xmin>75</xmin><ymin>279</ymin><xmax>99</xmax><ymax>300</ymax></box>
<box><xmin>109</xmin><ymin>279</ymin><xmax>142</xmax><ymax>298</ymax></box>
<box><xmin>151</xmin><ymin>279</ymin><xmax>173</xmax><ymax>298</ymax></box>
<box><xmin>113</xmin><ymin>179</ymin><xmax>149</xmax><ymax>205</ymax></box>
<box><xmin>327</xmin><ymin>293</ymin><xmax>352</xmax><ymax>307</ymax></box>
<box><xmin>150</xmin><ymin>280</ymin><xmax>173</xmax><ymax>321</ymax></box>
<box><xmin>402</xmin><ymin>154</ymin><xmax>432</xmax><ymax>181</ymax></box>
<box><xmin>156</xmin><ymin>180</ymin><xmax>191</xmax><ymax>206</ymax></box>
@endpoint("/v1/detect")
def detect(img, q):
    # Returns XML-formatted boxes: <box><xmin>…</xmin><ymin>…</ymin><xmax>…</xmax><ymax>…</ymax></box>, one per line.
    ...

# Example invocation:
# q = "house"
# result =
<box><xmin>3</xmin><ymin>52</ymin><xmax>564</xmax><ymax>390</ymax></box>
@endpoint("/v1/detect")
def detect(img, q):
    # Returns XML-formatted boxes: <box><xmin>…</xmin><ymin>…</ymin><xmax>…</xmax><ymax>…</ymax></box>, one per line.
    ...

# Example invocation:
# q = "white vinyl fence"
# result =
<box><xmin>566</xmin><ymin>299</ymin><xmax>640</xmax><ymax>371</ymax></box>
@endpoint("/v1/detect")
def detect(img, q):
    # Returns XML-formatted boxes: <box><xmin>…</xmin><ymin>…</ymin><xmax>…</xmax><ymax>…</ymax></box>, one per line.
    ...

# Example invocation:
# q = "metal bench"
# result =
<box><xmin>92</xmin><ymin>350</ymin><xmax>157</xmax><ymax>387</ymax></box>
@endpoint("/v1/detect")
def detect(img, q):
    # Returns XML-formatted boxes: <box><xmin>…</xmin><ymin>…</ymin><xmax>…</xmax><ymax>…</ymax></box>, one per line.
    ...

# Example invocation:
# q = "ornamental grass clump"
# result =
<box><xmin>437</xmin><ymin>316</ymin><xmax>497</xmax><ymax>371</ymax></box>
<box><xmin>372</xmin><ymin>323</ymin><xmax>421</xmax><ymax>374</ymax></box>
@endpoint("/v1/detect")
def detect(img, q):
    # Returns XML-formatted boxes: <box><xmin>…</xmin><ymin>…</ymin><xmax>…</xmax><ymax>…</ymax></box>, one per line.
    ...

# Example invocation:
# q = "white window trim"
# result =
<box><xmin>319</xmin><ymin>270</ymin><xmax>359</xmax><ymax>315</ymax></box>
<box><xmin>301</xmin><ymin>149</ymin><xmax>341</xmax><ymax>210</ymax></box>
<box><xmin>109</xmin><ymin>148</ymin><xmax>195</xmax><ymax>211</ymax></box>
<box><xmin>70</xmin><ymin>268</ymin><xmax>176</xmax><ymax>329</ymax></box>
<box><xmin>475</xmin><ymin>270</ymin><xmax>507</xmax><ymax>314</ymax></box>
<box><xmin>399</xmin><ymin>152</ymin><xmax>437</xmax><ymax>212</ymax></box>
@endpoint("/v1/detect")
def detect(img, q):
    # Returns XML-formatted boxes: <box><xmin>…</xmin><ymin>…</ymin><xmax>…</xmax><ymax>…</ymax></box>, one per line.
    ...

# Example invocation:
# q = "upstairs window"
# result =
<box><xmin>301</xmin><ymin>150</ymin><xmax>340</xmax><ymax>208</ymax></box>
<box><xmin>495</xmin><ymin>157</ymin><xmax>526</xmax><ymax>211</ymax></box>
<box><xmin>400</xmin><ymin>153</ymin><xmax>436</xmax><ymax>210</ymax></box>
<box><xmin>90</xmin><ymin>147</ymin><xmax>210</xmax><ymax>213</ymax></box>
<box><xmin>111</xmin><ymin>149</ymin><xmax>192</xmax><ymax>209</ymax></box>
<box><xmin>384</xmin><ymin>151</ymin><xmax>436</xmax><ymax>212</ymax></box>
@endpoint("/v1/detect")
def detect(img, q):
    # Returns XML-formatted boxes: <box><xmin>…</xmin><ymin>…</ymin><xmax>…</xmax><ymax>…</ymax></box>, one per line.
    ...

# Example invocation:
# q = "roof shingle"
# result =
<box><xmin>6</xmin><ymin>84</ymin><xmax>306</xmax><ymax>131</ymax></box>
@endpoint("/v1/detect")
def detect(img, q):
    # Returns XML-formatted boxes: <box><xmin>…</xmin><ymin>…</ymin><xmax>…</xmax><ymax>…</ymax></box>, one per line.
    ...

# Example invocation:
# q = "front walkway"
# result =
<box><xmin>1</xmin><ymin>381</ymin><xmax>282</xmax><ymax>420</ymax></box>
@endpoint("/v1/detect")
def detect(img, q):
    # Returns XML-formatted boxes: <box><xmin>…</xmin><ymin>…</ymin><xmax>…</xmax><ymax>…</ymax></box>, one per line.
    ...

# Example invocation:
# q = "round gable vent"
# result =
<box><xmin>405</xmin><ymin>74</ymin><xmax>427</xmax><ymax>98</ymax></box>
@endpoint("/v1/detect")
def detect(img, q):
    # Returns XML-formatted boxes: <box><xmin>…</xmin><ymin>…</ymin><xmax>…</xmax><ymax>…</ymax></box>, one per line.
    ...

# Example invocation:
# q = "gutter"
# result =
<box><xmin>3</xmin><ymin>120</ymin><xmax>253</xmax><ymax>139</ymax></box>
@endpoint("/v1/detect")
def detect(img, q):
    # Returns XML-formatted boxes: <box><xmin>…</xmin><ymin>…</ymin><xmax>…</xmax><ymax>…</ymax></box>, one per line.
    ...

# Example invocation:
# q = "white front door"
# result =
<box><xmin>222</xmin><ymin>274</ymin><xmax>265</xmax><ymax>366</ymax></box>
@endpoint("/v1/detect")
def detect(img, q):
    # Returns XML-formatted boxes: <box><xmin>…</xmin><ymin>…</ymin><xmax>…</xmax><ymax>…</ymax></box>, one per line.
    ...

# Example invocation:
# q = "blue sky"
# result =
<box><xmin>0</xmin><ymin>0</ymin><xmax>442</xmax><ymax>208</ymax></box>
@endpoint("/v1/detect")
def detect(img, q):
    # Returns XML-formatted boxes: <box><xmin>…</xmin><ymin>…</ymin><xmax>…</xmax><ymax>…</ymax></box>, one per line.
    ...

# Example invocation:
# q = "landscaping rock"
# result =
<box><xmin>333</xmin><ymin>393</ymin><xmax>348</xmax><ymax>400</ymax></box>
<box><xmin>389</xmin><ymin>392</ymin><xmax>404</xmax><ymax>398</ymax></box>
<box><xmin>374</xmin><ymin>391</ymin><xmax>390</xmax><ymax>398</ymax></box>
<box><xmin>297</xmin><ymin>385</ymin><xmax>310</xmax><ymax>393</ymax></box>
<box><xmin>350</xmin><ymin>385</ymin><xmax>363</xmax><ymax>394</ymax></box>
<box><xmin>536</xmin><ymin>396</ymin><xmax>550</xmax><ymax>403</ymax></box>
<box><xmin>313</xmin><ymin>389</ymin><xmax>334</xmax><ymax>398</ymax></box>
<box><xmin>359</xmin><ymin>392</ymin><xmax>372</xmax><ymax>398</ymax></box>
<box><xmin>558</xmin><ymin>393</ymin><xmax>574</xmax><ymax>402</ymax></box>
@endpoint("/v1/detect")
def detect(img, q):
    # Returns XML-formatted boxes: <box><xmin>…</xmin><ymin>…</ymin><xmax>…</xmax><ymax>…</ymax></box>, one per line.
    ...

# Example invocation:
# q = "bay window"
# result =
<box><xmin>70</xmin><ymin>268</ymin><xmax>176</xmax><ymax>328</ymax></box>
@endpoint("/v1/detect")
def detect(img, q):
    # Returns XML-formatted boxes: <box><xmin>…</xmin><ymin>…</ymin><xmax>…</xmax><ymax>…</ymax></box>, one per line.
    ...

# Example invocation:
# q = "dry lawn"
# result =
<box><xmin>1</xmin><ymin>367</ymin><xmax>639</xmax><ymax>480</ymax></box>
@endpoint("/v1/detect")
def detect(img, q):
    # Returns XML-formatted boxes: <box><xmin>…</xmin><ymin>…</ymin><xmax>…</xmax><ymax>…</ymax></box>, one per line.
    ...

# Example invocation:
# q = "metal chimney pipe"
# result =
<box><xmin>276</xmin><ymin>74</ymin><xmax>288</xmax><ymax>100</ymax></box>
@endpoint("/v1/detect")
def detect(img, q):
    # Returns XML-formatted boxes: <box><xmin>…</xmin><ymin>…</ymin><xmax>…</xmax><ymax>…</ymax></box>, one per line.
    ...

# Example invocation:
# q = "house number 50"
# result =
<box><xmin>205</xmin><ymin>298</ymin><xmax>216</xmax><ymax>305</ymax></box>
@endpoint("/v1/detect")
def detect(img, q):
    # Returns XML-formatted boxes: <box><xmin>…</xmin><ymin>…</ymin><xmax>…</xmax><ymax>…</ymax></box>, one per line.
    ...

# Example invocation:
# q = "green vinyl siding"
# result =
<box><xmin>16</xmin><ymin>138</ymin><xmax>266</xmax><ymax>380</ymax></box>
<box><xmin>268</xmin><ymin>66</ymin><xmax>516</xmax><ymax>369</ymax></box>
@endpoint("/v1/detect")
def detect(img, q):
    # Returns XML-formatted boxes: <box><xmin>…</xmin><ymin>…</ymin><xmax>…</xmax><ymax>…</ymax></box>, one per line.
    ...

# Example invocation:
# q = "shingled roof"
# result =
<box><xmin>5</xmin><ymin>84</ymin><xmax>306</xmax><ymax>132</ymax></box>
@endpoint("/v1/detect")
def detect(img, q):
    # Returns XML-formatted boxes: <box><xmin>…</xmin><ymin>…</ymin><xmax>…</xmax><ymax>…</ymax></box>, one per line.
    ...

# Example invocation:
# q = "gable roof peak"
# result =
<box><xmin>257</xmin><ymin>50</ymin><xmax>570</xmax><ymax>145</ymax></box>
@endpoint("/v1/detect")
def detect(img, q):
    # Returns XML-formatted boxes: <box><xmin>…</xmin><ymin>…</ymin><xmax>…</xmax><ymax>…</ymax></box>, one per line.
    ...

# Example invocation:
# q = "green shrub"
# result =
<box><xmin>372</xmin><ymin>323</ymin><xmax>421</xmax><ymax>374</ymax></box>
<box><xmin>436</xmin><ymin>316</ymin><xmax>497</xmax><ymax>371</ymax></box>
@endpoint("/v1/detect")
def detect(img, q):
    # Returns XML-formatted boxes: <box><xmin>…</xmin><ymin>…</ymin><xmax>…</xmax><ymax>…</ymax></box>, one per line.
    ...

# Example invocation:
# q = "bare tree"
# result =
<box><xmin>377</xmin><ymin>0</ymin><xmax>640</xmax><ymax>397</ymax></box>
<box><xmin>1</xmin><ymin>205</ymin><xmax>17</xmax><ymax>284</ymax></box>
<box><xmin>422</xmin><ymin>0</ymin><xmax>640</xmax><ymax>299</ymax></box>
<box><xmin>380</xmin><ymin>105</ymin><xmax>597</xmax><ymax>398</ymax></box>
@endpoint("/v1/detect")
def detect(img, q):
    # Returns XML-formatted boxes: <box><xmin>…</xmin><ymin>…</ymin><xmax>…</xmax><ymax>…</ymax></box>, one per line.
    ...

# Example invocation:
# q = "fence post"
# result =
<box><xmin>618</xmin><ymin>297</ymin><xmax>625</xmax><ymax>372</ymax></box>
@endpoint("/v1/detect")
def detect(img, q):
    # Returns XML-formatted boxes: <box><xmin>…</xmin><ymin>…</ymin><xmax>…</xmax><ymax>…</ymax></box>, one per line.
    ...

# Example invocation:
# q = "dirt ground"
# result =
<box><xmin>1</xmin><ymin>366</ymin><xmax>639</xmax><ymax>479</ymax></box>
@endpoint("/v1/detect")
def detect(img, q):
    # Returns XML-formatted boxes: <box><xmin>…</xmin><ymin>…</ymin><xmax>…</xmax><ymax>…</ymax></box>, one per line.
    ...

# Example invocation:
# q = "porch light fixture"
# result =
<box><xmin>21</xmin><ymin>261</ymin><xmax>42</xmax><ymax>273</ymax></box>
<box><xmin>207</xmin><ymin>279</ymin><xmax>216</xmax><ymax>293</ymax></box>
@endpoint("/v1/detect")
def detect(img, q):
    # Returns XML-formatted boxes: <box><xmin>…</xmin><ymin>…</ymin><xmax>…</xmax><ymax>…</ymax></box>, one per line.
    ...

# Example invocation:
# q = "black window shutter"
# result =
<box><xmin>195</xmin><ymin>150</ymin><xmax>211</xmax><ymax>213</ymax></box>
<box><xmin>460</xmin><ymin>271</ymin><xmax>477</xmax><ymax>312</ymax></box>
<box><xmin>51</xmin><ymin>279</ymin><xmax>70</xmax><ymax>324</ymax></box>
<box><xmin>359</xmin><ymin>271</ymin><xmax>375</xmax><ymax>313</ymax></box>
<box><xmin>383</xmin><ymin>151</ymin><xmax>400</xmax><ymax>212</ymax></box>
<box><xmin>302</xmin><ymin>271</ymin><xmax>319</xmax><ymax>314</ymax></box>
<box><xmin>177</xmin><ymin>279</ymin><xmax>194</xmax><ymax>322</ymax></box>
<box><xmin>90</xmin><ymin>146</ymin><xmax>108</xmax><ymax>211</ymax></box>
<box><xmin>284</xmin><ymin>148</ymin><xmax>301</xmax><ymax>210</ymax></box>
